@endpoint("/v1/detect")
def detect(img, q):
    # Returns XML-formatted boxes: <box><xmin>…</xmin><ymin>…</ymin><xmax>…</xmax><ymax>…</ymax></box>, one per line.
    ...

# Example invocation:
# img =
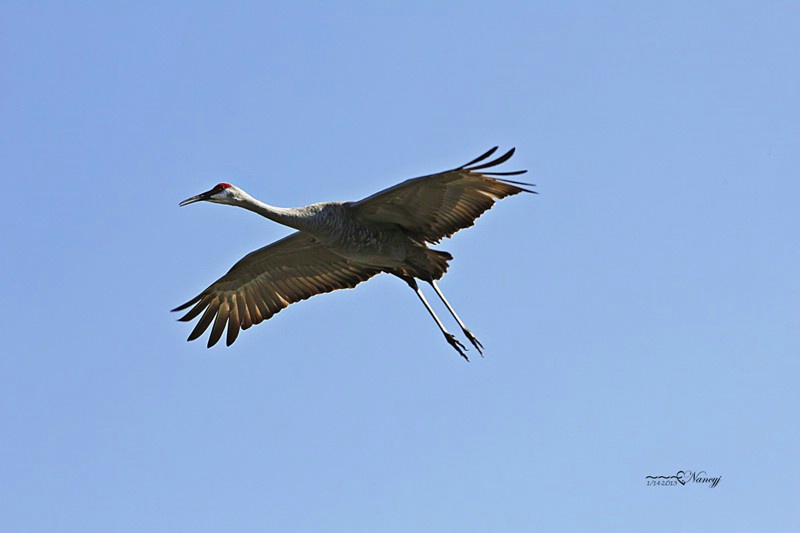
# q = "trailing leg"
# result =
<box><xmin>428</xmin><ymin>280</ymin><xmax>484</xmax><ymax>355</ymax></box>
<box><xmin>396</xmin><ymin>275</ymin><xmax>469</xmax><ymax>361</ymax></box>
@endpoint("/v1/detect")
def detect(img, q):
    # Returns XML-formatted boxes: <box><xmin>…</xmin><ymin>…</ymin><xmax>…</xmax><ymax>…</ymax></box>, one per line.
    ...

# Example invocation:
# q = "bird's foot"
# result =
<box><xmin>444</xmin><ymin>333</ymin><xmax>469</xmax><ymax>361</ymax></box>
<box><xmin>463</xmin><ymin>329</ymin><xmax>484</xmax><ymax>356</ymax></box>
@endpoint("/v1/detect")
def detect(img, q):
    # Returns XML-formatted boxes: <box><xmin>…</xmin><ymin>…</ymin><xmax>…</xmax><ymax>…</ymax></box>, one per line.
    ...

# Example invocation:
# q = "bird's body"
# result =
<box><xmin>174</xmin><ymin>147</ymin><xmax>533</xmax><ymax>360</ymax></box>
<box><xmin>287</xmin><ymin>202</ymin><xmax>411</xmax><ymax>269</ymax></box>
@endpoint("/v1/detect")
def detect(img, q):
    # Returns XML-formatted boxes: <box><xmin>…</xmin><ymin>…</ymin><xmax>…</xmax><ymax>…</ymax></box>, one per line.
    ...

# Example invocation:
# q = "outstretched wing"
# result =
<box><xmin>173</xmin><ymin>232</ymin><xmax>381</xmax><ymax>348</ymax></box>
<box><xmin>350</xmin><ymin>147</ymin><xmax>534</xmax><ymax>244</ymax></box>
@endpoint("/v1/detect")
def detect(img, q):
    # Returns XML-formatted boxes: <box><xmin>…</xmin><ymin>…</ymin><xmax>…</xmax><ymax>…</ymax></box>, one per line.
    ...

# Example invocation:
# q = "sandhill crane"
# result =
<box><xmin>173</xmin><ymin>147</ymin><xmax>534</xmax><ymax>360</ymax></box>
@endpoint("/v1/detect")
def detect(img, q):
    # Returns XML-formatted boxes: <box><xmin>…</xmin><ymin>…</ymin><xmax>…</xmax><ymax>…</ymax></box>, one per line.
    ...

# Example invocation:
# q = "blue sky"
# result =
<box><xmin>2</xmin><ymin>1</ymin><xmax>798</xmax><ymax>531</ymax></box>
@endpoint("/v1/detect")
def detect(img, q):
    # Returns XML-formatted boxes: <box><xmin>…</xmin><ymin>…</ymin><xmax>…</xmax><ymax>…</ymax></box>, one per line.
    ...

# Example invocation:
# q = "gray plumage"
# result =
<box><xmin>173</xmin><ymin>147</ymin><xmax>534</xmax><ymax>360</ymax></box>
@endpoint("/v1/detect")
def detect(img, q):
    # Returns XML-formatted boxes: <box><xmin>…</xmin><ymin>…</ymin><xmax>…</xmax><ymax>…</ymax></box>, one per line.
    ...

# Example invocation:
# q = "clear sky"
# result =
<box><xmin>2</xmin><ymin>1</ymin><xmax>798</xmax><ymax>531</ymax></box>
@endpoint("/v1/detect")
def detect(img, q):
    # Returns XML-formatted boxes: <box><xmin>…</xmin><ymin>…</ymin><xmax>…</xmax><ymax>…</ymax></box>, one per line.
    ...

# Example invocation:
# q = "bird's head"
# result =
<box><xmin>179</xmin><ymin>183</ymin><xmax>248</xmax><ymax>207</ymax></box>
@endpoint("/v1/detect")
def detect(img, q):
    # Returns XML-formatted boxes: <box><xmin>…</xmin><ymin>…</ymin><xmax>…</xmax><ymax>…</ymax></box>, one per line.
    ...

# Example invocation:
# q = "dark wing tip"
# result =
<box><xmin>171</xmin><ymin>294</ymin><xmax>202</xmax><ymax>312</ymax></box>
<box><xmin>460</xmin><ymin>146</ymin><xmax>499</xmax><ymax>169</ymax></box>
<box><xmin>496</xmin><ymin>176</ymin><xmax>535</xmax><ymax>187</ymax></box>
<box><xmin>467</xmin><ymin>147</ymin><xmax>516</xmax><ymax>171</ymax></box>
<box><xmin>496</xmin><ymin>178</ymin><xmax>537</xmax><ymax>194</ymax></box>
<box><xmin>483</xmin><ymin>169</ymin><xmax>528</xmax><ymax>177</ymax></box>
<box><xmin>226</xmin><ymin>318</ymin><xmax>240</xmax><ymax>347</ymax></box>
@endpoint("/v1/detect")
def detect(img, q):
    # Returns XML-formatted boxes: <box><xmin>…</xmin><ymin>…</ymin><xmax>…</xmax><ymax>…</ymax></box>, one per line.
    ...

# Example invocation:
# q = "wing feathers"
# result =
<box><xmin>209</xmin><ymin>301</ymin><xmax>230</xmax><ymax>348</ymax></box>
<box><xmin>172</xmin><ymin>294</ymin><xmax>202</xmax><ymax>313</ymax></box>
<box><xmin>460</xmin><ymin>146</ymin><xmax>499</xmax><ymax>168</ymax></box>
<box><xmin>237</xmin><ymin>293</ymin><xmax>252</xmax><ymax>330</ymax></box>
<box><xmin>482</xmin><ymin>170</ymin><xmax>529</xmax><ymax>176</ymax></box>
<box><xmin>351</xmin><ymin>147</ymin><xmax>532</xmax><ymax>244</ymax></box>
<box><xmin>174</xmin><ymin>231</ymin><xmax>380</xmax><ymax>347</ymax></box>
<box><xmin>464</xmin><ymin>147</ymin><xmax>516</xmax><ymax>171</ymax></box>
<box><xmin>178</xmin><ymin>297</ymin><xmax>209</xmax><ymax>323</ymax></box>
<box><xmin>226</xmin><ymin>299</ymin><xmax>240</xmax><ymax>346</ymax></box>
<box><xmin>189</xmin><ymin>301</ymin><xmax>218</xmax><ymax>342</ymax></box>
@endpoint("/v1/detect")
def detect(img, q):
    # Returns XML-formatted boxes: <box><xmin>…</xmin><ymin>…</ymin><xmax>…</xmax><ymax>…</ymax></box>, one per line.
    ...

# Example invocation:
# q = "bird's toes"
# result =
<box><xmin>444</xmin><ymin>333</ymin><xmax>469</xmax><ymax>362</ymax></box>
<box><xmin>463</xmin><ymin>329</ymin><xmax>484</xmax><ymax>356</ymax></box>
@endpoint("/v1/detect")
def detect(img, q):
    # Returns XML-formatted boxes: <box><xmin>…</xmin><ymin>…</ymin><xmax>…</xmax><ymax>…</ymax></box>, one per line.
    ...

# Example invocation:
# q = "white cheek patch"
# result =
<box><xmin>212</xmin><ymin>189</ymin><xmax>237</xmax><ymax>202</ymax></box>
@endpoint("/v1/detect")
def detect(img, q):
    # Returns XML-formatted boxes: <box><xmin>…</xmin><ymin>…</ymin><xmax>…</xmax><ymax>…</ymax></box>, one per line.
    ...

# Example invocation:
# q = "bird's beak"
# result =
<box><xmin>179</xmin><ymin>189</ymin><xmax>214</xmax><ymax>207</ymax></box>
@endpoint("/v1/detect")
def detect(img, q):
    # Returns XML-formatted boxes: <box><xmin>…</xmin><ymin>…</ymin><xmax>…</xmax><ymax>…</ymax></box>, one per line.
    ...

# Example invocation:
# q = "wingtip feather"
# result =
<box><xmin>460</xmin><ymin>146</ymin><xmax>499</xmax><ymax>168</ymax></box>
<box><xmin>467</xmin><ymin>147</ymin><xmax>516</xmax><ymax>171</ymax></box>
<box><xmin>171</xmin><ymin>293</ymin><xmax>202</xmax><ymax>312</ymax></box>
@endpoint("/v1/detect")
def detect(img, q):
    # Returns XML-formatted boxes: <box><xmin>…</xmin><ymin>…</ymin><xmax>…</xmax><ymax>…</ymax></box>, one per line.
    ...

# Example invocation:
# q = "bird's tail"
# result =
<box><xmin>396</xmin><ymin>246</ymin><xmax>452</xmax><ymax>282</ymax></box>
<box><xmin>424</xmin><ymin>249</ymin><xmax>453</xmax><ymax>281</ymax></box>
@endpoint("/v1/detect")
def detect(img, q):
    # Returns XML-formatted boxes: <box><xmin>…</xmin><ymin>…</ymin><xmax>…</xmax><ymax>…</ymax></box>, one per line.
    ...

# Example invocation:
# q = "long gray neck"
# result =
<box><xmin>237</xmin><ymin>196</ymin><xmax>311</xmax><ymax>231</ymax></box>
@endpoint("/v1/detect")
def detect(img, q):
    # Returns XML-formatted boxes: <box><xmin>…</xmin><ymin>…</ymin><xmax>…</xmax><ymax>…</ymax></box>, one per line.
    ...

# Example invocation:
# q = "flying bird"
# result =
<box><xmin>173</xmin><ymin>147</ymin><xmax>534</xmax><ymax>360</ymax></box>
